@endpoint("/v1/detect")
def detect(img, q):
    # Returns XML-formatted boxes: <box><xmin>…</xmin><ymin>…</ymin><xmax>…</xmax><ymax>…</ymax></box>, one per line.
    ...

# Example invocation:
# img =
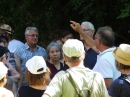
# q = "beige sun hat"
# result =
<box><xmin>0</xmin><ymin>24</ymin><xmax>12</xmax><ymax>34</ymax></box>
<box><xmin>113</xmin><ymin>44</ymin><xmax>130</xmax><ymax>66</ymax></box>
<box><xmin>62</xmin><ymin>39</ymin><xmax>84</xmax><ymax>58</ymax></box>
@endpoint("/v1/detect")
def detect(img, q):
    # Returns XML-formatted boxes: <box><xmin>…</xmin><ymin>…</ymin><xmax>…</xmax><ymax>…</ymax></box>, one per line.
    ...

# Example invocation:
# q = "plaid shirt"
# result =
<box><xmin>15</xmin><ymin>43</ymin><xmax>47</xmax><ymax>74</ymax></box>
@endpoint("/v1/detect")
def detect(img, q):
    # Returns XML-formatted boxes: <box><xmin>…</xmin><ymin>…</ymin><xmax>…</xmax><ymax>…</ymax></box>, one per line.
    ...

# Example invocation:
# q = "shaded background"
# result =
<box><xmin>0</xmin><ymin>0</ymin><xmax>130</xmax><ymax>47</ymax></box>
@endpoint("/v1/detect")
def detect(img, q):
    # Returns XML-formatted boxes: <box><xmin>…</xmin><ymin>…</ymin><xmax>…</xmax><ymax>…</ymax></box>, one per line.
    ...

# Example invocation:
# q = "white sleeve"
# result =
<box><xmin>97</xmin><ymin>59</ymin><xmax>113</xmax><ymax>78</ymax></box>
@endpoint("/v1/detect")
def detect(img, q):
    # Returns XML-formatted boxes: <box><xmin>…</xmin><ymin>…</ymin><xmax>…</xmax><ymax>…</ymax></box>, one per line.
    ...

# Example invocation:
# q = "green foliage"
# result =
<box><xmin>117</xmin><ymin>0</ymin><xmax>130</xmax><ymax>18</ymax></box>
<box><xmin>0</xmin><ymin>0</ymin><xmax>130</xmax><ymax>47</ymax></box>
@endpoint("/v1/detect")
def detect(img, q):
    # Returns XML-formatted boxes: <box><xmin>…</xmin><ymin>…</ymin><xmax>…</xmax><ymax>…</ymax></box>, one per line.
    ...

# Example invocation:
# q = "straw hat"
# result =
<box><xmin>0</xmin><ymin>24</ymin><xmax>12</xmax><ymax>34</ymax></box>
<box><xmin>113</xmin><ymin>44</ymin><xmax>130</xmax><ymax>66</ymax></box>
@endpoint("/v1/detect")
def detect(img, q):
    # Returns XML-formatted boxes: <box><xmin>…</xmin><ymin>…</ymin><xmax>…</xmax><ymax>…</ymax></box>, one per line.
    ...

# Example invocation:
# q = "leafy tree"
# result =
<box><xmin>0</xmin><ymin>0</ymin><xmax>129</xmax><ymax>47</ymax></box>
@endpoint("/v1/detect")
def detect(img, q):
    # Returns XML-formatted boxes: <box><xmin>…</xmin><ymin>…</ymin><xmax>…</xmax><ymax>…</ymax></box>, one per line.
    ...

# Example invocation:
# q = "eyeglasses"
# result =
<box><xmin>83</xmin><ymin>29</ymin><xmax>92</xmax><ymax>32</ymax></box>
<box><xmin>27</xmin><ymin>34</ymin><xmax>39</xmax><ymax>37</ymax></box>
<box><xmin>0</xmin><ymin>34</ymin><xmax>6</xmax><ymax>37</ymax></box>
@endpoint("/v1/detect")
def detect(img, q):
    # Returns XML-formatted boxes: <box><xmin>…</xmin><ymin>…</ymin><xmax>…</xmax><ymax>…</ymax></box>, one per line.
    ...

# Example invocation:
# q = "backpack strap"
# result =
<box><xmin>65</xmin><ymin>71</ymin><xmax>81</xmax><ymax>97</ymax></box>
<box><xmin>122</xmin><ymin>75</ymin><xmax>130</xmax><ymax>84</ymax></box>
<box><xmin>65</xmin><ymin>70</ymin><xmax>96</xmax><ymax>97</ymax></box>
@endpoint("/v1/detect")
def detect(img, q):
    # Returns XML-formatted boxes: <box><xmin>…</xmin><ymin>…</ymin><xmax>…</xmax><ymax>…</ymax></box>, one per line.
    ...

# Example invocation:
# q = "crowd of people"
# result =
<box><xmin>0</xmin><ymin>21</ymin><xmax>130</xmax><ymax>97</ymax></box>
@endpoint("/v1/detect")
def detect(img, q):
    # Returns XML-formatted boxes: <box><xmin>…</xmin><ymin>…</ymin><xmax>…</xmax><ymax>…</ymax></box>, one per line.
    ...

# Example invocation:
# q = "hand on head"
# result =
<box><xmin>70</xmin><ymin>20</ymin><xmax>82</xmax><ymax>33</ymax></box>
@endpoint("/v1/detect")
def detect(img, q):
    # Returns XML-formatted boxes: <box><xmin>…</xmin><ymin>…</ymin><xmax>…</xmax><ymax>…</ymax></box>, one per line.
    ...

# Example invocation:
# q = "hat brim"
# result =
<box><xmin>113</xmin><ymin>48</ymin><xmax>130</xmax><ymax>66</ymax></box>
<box><xmin>0</xmin><ymin>28</ymin><xmax>12</xmax><ymax>34</ymax></box>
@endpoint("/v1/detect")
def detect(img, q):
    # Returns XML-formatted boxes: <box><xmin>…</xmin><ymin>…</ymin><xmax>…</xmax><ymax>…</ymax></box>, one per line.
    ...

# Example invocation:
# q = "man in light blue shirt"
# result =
<box><xmin>15</xmin><ymin>27</ymin><xmax>47</xmax><ymax>86</ymax></box>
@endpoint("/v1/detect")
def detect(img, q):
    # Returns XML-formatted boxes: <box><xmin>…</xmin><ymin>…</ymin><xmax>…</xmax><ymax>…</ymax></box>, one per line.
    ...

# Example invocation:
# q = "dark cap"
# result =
<box><xmin>0</xmin><ymin>46</ymin><xmax>9</xmax><ymax>58</ymax></box>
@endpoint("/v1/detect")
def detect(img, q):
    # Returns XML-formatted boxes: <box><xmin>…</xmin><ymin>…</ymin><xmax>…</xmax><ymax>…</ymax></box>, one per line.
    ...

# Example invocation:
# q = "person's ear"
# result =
<box><xmin>92</xmin><ymin>30</ymin><xmax>95</xmax><ymax>35</ymax></box>
<box><xmin>62</xmin><ymin>38</ymin><xmax>64</xmax><ymax>43</ymax></box>
<box><xmin>83</xmin><ymin>51</ymin><xmax>86</xmax><ymax>60</ymax></box>
<box><xmin>25</xmin><ymin>35</ymin><xmax>28</xmax><ymax>40</ymax></box>
<box><xmin>63</xmin><ymin>54</ymin><xmax>68</xmax><ymax>62</ymax></box>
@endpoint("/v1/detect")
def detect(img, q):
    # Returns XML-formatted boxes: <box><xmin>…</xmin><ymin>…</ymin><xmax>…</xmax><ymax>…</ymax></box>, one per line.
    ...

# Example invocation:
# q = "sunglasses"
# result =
<box><xmin>0</xmin><ymin>34</ymin><xmax>6</xmax><ymax>37</ymax></box>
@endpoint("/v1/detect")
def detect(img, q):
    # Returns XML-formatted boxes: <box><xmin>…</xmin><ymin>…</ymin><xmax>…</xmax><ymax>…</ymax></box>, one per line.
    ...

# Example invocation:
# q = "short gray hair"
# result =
<box><xmin>25</xmin><ymin>27</ymin><xmax>38</xmax><ymax>35</ymax></box>
<box><xmin>46</xmin><ymin>42</ymin><xmax>63</xmax><ymax>60</ymax></box>
<box><xmin>96</xmin><ymin>27</ymin><xmax>115</xmax><ymax>47</ymax></box>
<box><xmin>81</xmin><ymin>21</ymin><xmax>95</xmax><ymax>30</ymax></box>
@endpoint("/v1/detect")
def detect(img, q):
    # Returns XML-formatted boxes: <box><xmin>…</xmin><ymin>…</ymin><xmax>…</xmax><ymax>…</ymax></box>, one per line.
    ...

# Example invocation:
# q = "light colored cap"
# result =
<box><xmin>26</xmin><ymin>56</ymin><xmax>47</xmax><ymax>74</ymax></box>
<box><xmin>0</xmin><ymin>24</ymin><xmax>12</xmax><ymax>34</ymax></box>
<box><xmin>62</xmin><ymin>39</ymin><xmax>84</xmax><ymax>58</ymax></box>
<box><xmin>113</xmin><ymin>44</ymin><xmax>130</xmax><ymax>66</ymax></box>
<box><xmin>0</xmin><ymin>62</ymin><xmax>8</xmax><ymax>80</ymax></box>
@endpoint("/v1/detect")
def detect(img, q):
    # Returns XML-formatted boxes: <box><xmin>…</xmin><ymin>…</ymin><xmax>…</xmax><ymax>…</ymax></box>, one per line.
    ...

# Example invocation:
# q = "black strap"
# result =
<box><xmin>122</xmin><ymin>75</ymin><xmax>130</xmax><ymax>84</ymax></box>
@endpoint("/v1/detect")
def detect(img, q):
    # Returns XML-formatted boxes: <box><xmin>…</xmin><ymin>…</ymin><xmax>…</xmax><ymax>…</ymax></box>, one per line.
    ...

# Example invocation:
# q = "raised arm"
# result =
<box><xmin>70</xmin><ymin>20</ymin><xmax>99</xmax><ymax>54</ymax></box>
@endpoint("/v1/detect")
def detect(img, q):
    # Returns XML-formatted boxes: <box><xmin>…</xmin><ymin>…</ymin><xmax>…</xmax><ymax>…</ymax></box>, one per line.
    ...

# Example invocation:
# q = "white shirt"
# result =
<box><xmin>0</xmin><ymin>87</ymin><xmax>14</xmax><ymax>97</ymax></box>
<box><xmin>8</xmin><ymin>39</ymin><xmax>24</xmax><ymax>53</ymax></box>
<box><xmin>93</xmin><ymin>47</ymin><xmax>121</xmax><ymax>80</ymax></box>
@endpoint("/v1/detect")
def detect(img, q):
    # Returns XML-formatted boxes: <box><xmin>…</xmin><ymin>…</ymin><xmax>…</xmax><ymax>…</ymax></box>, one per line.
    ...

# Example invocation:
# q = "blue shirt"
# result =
<box><xmin>15</xmin><ymin>43</ymin><xmax>47</xmax><ymax>74</ymax></box>
<box><xmin>84</xmin><ymin>48</ymin><xmax>98</xmax><ymax>69</ymax></box>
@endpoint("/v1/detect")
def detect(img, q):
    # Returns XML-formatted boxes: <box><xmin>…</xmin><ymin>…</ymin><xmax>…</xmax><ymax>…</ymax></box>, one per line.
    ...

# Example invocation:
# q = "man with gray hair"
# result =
<box><xmin>42</xmin><ymin>39</ymin><xmax>108</xmax><ymax>97</ymax></box>
<box><xmin>80</xmin><ymin>21</ymin><xmax>98</xmax><ymax>69</ymax></box>
<box><xmin>15</xmin><ymin>27</ymin><xmax>47</xmax><ymax>87</ymax></box>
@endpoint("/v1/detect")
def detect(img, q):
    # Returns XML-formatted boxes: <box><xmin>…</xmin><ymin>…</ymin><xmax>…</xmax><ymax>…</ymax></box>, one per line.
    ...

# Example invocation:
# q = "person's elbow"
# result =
<box><xmin>104</xmin><ymin>78</ymin><xmax>112</xmax><ymax>90</ymax></box>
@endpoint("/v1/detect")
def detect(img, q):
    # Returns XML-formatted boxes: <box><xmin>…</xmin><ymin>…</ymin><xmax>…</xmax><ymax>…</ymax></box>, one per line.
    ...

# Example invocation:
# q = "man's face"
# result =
<box><xmin>94</xmin><ymin>32</ymin><xmax>100</xmax><ymax>50</ymax></box>
<box><xmin>80</xmin><ymin>24</ymin><xmax>94</xmax><ymax>41</ymax></box>
<box><xmin>25</xmin><ymin>29</ymin><xmax>38</xmax><ymax>45</ymax></box>
<box><xmin>0</xmin><ymin>29</ymin><xmax>6</xmax><ymax>34</ymax></box>
<box><xmin>62</xmin><ymin>34</ymin><xmax>73</xmax><ymax>43</ymax></box>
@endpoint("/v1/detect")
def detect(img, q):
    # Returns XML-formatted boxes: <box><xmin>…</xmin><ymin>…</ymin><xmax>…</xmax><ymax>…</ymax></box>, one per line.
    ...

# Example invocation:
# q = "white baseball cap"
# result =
<box><xmin>26</xmin><ymin>56</ymin><xmax>47</xmax><ymax>74</ymax></box>
<box><xmin>0</xmin><ymin>62</ymin><xmax>8</xmax><ymax>80</ymax></box>
<box><xmin>62</xmin><ymin>39</ymin><xmax>84</xmax><ymax>58</ymax></box>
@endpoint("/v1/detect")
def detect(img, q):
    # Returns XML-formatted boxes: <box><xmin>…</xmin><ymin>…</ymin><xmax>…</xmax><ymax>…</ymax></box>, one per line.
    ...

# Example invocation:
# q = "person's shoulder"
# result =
<box><xmin>90</xmin><ymin>71</ymin><xmax>104</xmax><ymax>80</ymax></box>
<box><xmin>56</xmin><ymin>70</ymin><xmax>66</xmax><ymax>76</ymax></box>
<box><xmin>1</xmin><ymin>88</ymin><xmax>14</xmax><ymax>97</ymax></box>
<box><xmin>15</xmin><ymin>44</ymin><xmax>26</xmax><ymax>52</ymax></box>
<box><xmin>11</xmin><ymin>39</ymin><xmax>24</xmax><ymax>44</ymax></box>
<box><xmin>53</xmin><ymin>70</ymin><xmax>66</xmax><ymax>79</ymax></box>
<box><xmin>20</xmin><ymin>85</ymin><xmax>29</xmax><ymax>90</ymax></box>
<box><xmin>19</xmin><ymin>86</ymin><xmax>29</xmax><ymax>95</ymax></box>
<box><xmin>112</xmin><ymin>78</ymin><xmax>124</xmax><ymax>85</ymax></box>
<box><xmin>37</xmin><ymin>45</ymin><xmax>46</xmax><ymax>51</ymax></box>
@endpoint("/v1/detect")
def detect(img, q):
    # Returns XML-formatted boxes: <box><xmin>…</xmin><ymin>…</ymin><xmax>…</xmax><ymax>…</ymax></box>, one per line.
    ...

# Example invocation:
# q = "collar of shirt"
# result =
<box><xmin>98</xmin><ymin>47</ymin><xmax>116</xmax><ymax>57</ymax></box>
<box><xmin>25</xmin><ymin>43</ymin><xmax>39</xmax><ymax>50</ymax></box>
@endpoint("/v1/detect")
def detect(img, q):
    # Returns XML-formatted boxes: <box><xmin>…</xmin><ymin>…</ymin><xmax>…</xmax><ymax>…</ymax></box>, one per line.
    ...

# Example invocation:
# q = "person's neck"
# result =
<box><xmin>27</xmin><ymin>43</ymin><xmax>37</xmax><ymax>51</ymax></box>
<box><xmin>0</xmin><ymin>85</ymin><xmax>4</xmax><ymax>87</ymax></box>
<box><xmin>120</xmin><ymin>69</ymin><xmax>130</xmax><ymax>75</ymax></box>
<box><xmin>99</xmin><ymin>45</ymin><xmax>112</xmax><ymax>52</ymax></box>
<box><xmin>29</xmin><ymin>84</ymin><xmax>47</xmax><ymax>90</ymax></box>
<box><xmin>8</xmin><ymin>37</ymin><xmax>13</xmax><ymax>42</ymax></box>
<box><xmin>68</xmin><ymin>60</ymin><xmax>85</xmax><ymax>68</ymax></box>
<box><xmin>49</xmin><ymin>60</ymin><xmax>61</xmax><ymax>70</ymax></box>
<box><xmin>84</xmin><ymin>43</ymin><xmax>90</xmax><ymax>50</ymax></box>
